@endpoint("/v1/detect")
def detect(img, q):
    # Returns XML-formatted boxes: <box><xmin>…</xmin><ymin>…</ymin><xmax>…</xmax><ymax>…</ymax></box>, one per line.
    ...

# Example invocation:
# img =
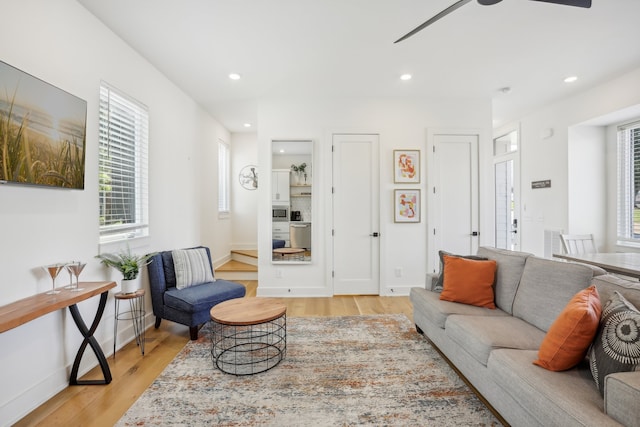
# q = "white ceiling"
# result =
<box><xmin>77</xmin><ymin>0</ymin><xmax>640</xmax><ymax>133</ymax></box>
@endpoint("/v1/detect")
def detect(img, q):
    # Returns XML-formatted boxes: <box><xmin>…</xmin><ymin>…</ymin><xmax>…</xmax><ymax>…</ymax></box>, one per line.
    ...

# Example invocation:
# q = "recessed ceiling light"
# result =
<box><xmin>564</xmin><ymin>76</ymin><xmax>578</xmax><ymax>83</ymax></box>
<box><xmin>400</xmin><ymin>74</ymin><xmax>412</xmax><ymax>81</ymax></box>
<box><xmin>229</xmin><ymin>73</ymin><xmax>241</xmax><ymax>80</ymax></box>
<box><xmin>243</xmin><ymin>123</ymin><xmax>252</xmax><ymax>128</ymax></box>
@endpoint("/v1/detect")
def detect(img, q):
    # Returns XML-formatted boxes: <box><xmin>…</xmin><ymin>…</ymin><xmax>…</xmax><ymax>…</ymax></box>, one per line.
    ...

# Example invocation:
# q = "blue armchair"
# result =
<box><xmin>147</xmin><ymin>246</ymin><xmax>246</xmax><ymax>340</ymax></box>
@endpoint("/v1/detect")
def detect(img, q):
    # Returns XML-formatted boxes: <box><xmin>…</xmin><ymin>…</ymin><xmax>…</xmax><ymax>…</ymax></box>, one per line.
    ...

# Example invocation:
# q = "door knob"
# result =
<box><xmin>470</xmin><ymin>231</ymin><xmax>479</xmax><ymax>236</ymax></box>
<box><xmin>370</xmin><ymin>232</ymin><xmax>380</xmax><ymax>237</ymax></box>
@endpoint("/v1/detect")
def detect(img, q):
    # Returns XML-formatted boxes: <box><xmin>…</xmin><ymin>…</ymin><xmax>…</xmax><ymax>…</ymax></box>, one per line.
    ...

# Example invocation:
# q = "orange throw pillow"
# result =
<box><xmin>534</xmin><ymin>285</ymin><xmax>602</xmax><ymax>371</ymax></box>
<box><xmin>439</xmin><ymin>255</ymin><xmax>497</xmax><ymax>309</ymax></box>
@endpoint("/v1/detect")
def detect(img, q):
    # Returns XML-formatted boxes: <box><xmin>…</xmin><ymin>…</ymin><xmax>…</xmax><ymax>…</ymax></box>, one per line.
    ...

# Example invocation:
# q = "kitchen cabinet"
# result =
<box><xmin>272</xmin><ymin>170</ymin><xmax>290</xmax><ymax>204</ymax></box>
<box><xmin>272</xmin><ymin>221</ymin><xmax>290</xmax><ymax>246</ymax></box>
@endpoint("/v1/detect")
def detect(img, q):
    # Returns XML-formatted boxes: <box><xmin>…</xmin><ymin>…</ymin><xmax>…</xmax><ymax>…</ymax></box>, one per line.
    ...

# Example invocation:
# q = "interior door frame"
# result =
<box><xmin>493</xmin><ymin>124</ymin><xmax>521</xmax><ymax>252</ymax></box>
<box><xmin>427</xmin><ymin>128</ymin><xmax>486</xmax><ymax>275</ymax></box>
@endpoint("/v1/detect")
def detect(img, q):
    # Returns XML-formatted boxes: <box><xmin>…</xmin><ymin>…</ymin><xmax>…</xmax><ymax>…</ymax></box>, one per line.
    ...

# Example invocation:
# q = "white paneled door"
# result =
<box><xmin>332</xmin><ymin>134</ymin><xmax>380</xmax><ymax>295</ymax></box>
<box><xmin>430</xmin><ymin>133</ymin><xmax>480</xmax><ymax>273</ymax></box>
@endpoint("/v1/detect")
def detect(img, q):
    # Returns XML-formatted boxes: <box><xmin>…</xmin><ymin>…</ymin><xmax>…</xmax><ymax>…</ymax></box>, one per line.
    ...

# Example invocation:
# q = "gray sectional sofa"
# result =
<box><xmin>410</xmin><ymin>246</ymin><xmax>640</xmax><ymax>427</ymax></box>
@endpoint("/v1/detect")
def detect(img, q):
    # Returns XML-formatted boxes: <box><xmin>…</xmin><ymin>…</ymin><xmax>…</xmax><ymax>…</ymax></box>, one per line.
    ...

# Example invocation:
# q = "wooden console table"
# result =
<box><xmin>0</xmin><ymin>281</ymin><xmax>116</xmax><ymax>385</ymax></box>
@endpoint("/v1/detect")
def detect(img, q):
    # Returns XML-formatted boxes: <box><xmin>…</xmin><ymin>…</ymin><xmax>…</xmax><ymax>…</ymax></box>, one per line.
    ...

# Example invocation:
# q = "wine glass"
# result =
<box><xmin>64</xmin><ymin>261</ymin><xmax>76</xmax><ymax>289</ymax></box>
<box><xmin>67</xmin><ymin>261</ymin><xmax>86</xmax><ymax>292</ymax></box>
<box><xmin>43</xmin><ymin>264</ymin><xmax>63</xmax><ymax>295</ymax></box>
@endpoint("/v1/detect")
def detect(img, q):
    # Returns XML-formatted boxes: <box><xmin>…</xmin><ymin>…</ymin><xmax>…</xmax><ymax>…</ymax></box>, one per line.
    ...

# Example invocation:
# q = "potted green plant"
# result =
<box><xmin>290</xmin><ymin>164</ymin><xmax>300</xmax><ymax>185</ymax></box>
<box><xmin>95</xmin><ymin>247</ymin><xmax>156</xmax><ymax>293</ymax></box>
<box><xmin>291</xmin><ymin>163</ymin><xmax>307</xmax><ymax>185</ymax></box>
<box><xmin>298</xmin><ymin>163</ymin><xmax>307</xmax><ymax>184</ymax></box>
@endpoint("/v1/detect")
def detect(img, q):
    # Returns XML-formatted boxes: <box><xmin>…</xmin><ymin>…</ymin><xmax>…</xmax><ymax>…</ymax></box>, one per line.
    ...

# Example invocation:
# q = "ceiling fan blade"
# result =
<box><xmin>530</xmin><ymin>0</ymin><xmax>591</xmax><ymax>7</ymax></box>
<box><xmin>394</xmin><ymin>0</ymin><xmax>473</xmax><ymax>43</ymax></box>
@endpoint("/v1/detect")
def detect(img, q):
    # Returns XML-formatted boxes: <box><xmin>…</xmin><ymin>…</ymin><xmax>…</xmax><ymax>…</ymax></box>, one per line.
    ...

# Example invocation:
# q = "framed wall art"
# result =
<box><xmin>393</xmin><ymin>149</ymin><xmax>420</xmax><ymax>183</ymax></box>
<box><xmin>0</xmin><ymin>60</ymin><xmax>87</xmax><ymax>189</ymax></box>
<box><xmin>394</xmin><ymin>189</ymin><xmax>420</xmax><ymax>223</ymax></box>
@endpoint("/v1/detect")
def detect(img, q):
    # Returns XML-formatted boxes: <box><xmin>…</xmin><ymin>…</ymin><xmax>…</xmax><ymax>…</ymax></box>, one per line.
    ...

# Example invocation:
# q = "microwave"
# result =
<box><xmin>272</xmin><ymin>206</ymin><xmax>289</xmax><ymax>221</ymax></box>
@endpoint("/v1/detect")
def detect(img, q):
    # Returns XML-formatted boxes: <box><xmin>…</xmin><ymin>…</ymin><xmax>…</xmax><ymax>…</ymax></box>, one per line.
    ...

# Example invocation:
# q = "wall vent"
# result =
<box><xmin>544</xmin><ymin>229</ymin><xmax>564</xmax><ymax>258</ymax></box>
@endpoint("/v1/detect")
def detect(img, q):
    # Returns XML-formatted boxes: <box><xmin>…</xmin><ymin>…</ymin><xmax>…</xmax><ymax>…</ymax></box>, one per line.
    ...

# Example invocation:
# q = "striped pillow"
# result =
<box><xmin>172</xmin><ymin>248</ymin><xmax>215</xmax><ymax>290</ymax></box>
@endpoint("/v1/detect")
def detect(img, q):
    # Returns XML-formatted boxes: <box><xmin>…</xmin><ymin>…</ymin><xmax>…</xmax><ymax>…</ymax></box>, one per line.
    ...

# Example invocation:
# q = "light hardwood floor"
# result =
<box><xmin>16</xmin><ymin>281</ymin><xmax>413</xmax><ymax>426</ymax></box>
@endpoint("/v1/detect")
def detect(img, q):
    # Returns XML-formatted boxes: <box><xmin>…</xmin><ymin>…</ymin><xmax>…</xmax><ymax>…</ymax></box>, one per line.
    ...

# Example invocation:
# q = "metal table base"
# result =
<box><xmin>113</xmin><ymin>290</ymin><xmax>145</xmax><ymax>357</ymax></box>
<box><xmin>211</xmin><ymin>314</ymin><xmax>286</xmax><ymax>376</ymax></box>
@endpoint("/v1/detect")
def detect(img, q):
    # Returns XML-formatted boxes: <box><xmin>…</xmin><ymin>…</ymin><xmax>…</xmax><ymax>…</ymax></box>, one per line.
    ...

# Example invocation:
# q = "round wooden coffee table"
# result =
<box><xmin>210</xmin><ymin>298</ymin><xmax>287</xmax><ymax>375</ymax></box>
<box><xmin>272</xmin><ymin>247</ymin><xmax>305</xmax><ymax>261</ymax></box>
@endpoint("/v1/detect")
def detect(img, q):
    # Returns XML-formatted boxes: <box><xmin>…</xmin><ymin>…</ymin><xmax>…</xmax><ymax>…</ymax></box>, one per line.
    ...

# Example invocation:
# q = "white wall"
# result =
<box><xmin>200</xmin><ymin>123</ymin><xmax>233</xmax><ymax>265</ymax></box>
<box><xmin>256</xmin><ymin>96</ymin><xmax>492</xmax><ymax>297</ymax></box>
<box><xmin>0</xmin><ymin>0</ymin><xmax>230</xmax><ymax>423</ymax></box>
<box><xmin>506</xmin><ymin>67</ymin><xmax>640</xmax><ymax>255</ymax></box>
<box><xmin>568</xmin><ymin>126</ymin><xmax>606</xmax><ymax>249</ymax></box>
<box><xmin>230</xmin><ymin>132</ymin><xmax>258</xmax><ymax>251</ymax></box>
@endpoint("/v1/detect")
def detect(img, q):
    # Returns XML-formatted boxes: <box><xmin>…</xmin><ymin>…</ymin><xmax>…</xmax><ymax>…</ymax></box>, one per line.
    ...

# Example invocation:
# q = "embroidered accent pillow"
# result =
<box><xmin>172</xmin><ymin>248</ymin><xmax>215</xmax><ymax>290</ymax></box>
<box><xmin>589</xmin><ymin>291</ymin><xmax>640</xmax><ymax>395</ymax></box>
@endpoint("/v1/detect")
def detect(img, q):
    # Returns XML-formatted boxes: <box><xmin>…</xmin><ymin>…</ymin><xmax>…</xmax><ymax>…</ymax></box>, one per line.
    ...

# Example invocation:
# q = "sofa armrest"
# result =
<box><xmin>605</xmin><ymin>372</ymin><xmax>640</xmax><ymax>427</ymax></box>
<box><xmin>426</xmin><ymin>273</ymin><xmax>441</xmax><ymax>292</ymax></box>
<box><xmin>147</xmin><ymin>252</ymin><xmax>167</xmax><ymax>317</ymax></box>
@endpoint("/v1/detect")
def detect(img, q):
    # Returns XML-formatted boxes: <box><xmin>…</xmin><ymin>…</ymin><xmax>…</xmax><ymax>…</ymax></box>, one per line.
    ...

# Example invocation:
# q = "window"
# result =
<box><xmin>98</xmin><ymin>83</ymin><xmax>149</xmax><ymax>243</ymax></box>
<box><xmin>617</xmin><ymin>120</ymin><xmax>640</xmax><ymax>244</ymax></box>
<box><xmin>493</xmin><ymin>129</ymin><xmax>519</xmax><ymax>156</ymax></box>
<box><xmin>218</xmin><ymin>139</ymin><xmax>230</xmax><ymax>216</ymax></box>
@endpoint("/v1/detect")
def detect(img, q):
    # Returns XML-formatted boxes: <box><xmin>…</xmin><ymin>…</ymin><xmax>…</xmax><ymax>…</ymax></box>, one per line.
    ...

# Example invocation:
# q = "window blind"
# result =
<box><xmin>617</xmin><ymin>120</ymin><xmax>640</xmax><ymax>243</ymax></box>
<box><xmin>218</xmin><ymin>140</ymin><xmax>230</xmax><ymax>214</ymax></box>
<box><xmin>98</xmin><ymin>83</ymin><xmax>149</xmax><ymax>242</ymax></box>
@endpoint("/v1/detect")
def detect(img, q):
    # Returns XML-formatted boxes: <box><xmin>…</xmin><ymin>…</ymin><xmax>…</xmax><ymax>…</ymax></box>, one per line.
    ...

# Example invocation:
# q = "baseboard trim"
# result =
<box><xmin>256</xmin><ymin>287</ymin><xmax>332</xmax><ymax>297</ymax></box>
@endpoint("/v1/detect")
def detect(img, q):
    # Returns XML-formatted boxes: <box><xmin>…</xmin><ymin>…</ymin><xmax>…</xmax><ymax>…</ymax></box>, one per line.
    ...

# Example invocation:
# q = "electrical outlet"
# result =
<box><xmin>394</xmin><ymin>267</ymin><xmax>402</xmax><ymax>278</ymax></box>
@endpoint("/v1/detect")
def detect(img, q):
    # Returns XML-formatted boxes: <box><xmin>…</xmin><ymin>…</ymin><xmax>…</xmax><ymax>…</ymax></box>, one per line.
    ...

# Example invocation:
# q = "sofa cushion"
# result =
<box><xmin>534</xmin><ymin>285</ymin><xmax>602</xmax><ymax>371</ymax></box>
<box><xmin>172</xmin><ymin>248</ymin><xmax>215</xmax><ymax>290</ymax></box>
<box><xmin>434</xmin><ymin>250</ymin><xmax>488</xmax><ymax>292</ymax></box>
<box><xmin>409</xmin><ymin>287</ymin><xmax>509</xmax><ymax>329</ymax></box>
<box><xmin>488</xmin><ymin>349</ymin><xmax>618</xmax><ymax>426</ymax></box>
<box><xmin>476</xmin><ymin>246</ymin><xmax>532</xmax><ymax>314</ymax></box>
<box><xmin>512</xmin><ymin>257</ymin><xmax>595</xmax><ymax>332</ymax></box>
<box><xmin>445</xmin><ymin>315</ymin><xmax>545</xmax><ymax>366</ymax></box>
<box><xmin>164</xmin><ymin>280</ymin><xmax>244</xmax><ymax>314</ymax></box>
<box><xmin>604</xmin><ymin>372</ymin><xmax>640</xmax><ymax>426</ymax></box>
<box><xmin>440</xmin><ymin>255</ymin><xmax>497</xmax><ymax>309</ymax></box>
<box><xmin>592</xmin><ymin>273</ymin><xmax>640</xmax><ymax>311</ymax></box>
<box><xmin>589</xmin><ymin>291</ymin><xmax>640</xmax><ymax>396</ymax></box>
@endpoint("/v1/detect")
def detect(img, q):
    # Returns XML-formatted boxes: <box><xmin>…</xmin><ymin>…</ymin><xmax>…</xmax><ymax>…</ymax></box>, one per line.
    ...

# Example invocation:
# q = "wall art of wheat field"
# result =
<box><xmin>0</xmin><ymin>60</ymin><xmax>86</xmax><ymax>189</ymax></box>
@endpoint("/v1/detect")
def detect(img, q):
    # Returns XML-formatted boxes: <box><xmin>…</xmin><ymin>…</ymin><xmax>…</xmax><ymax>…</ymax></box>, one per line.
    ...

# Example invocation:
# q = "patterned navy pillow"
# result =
<box><xmin>588</xmin><ymin>291</ymin><xmax>640</xmax><ymax>396</ymax></box>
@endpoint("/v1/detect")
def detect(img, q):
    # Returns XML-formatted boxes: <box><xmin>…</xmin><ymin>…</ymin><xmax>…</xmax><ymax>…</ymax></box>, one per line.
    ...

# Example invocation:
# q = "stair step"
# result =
<box><xmin>217</xmin><ymin>260</ymin><xmax>257</xmax><ymax>272</ymax></box>
<box><xmin>230</xmin><ymin>249</ymin><xmax>258</xmax><ymax>266</ymax></box>
<box><xmin>215</xmin><ymin>260</ymin><xmax>257</xmax><ymax>281</ymax></box>
<box><xmin>231</xmin><ymin>249</ymin><xmax>257</xmax><ymax>259</ymax></box>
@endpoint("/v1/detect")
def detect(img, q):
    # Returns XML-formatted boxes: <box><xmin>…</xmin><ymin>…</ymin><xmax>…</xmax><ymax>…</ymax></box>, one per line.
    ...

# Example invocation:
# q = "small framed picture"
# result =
<box><xmin>394</xmin><ymin>189</ymin><xmax>420</xmax><ymax>223</ymax></box>
<box><xmin>394</xmin><ymin>149</ymin><xmax>420</xmax><ymax>183</ymax></box>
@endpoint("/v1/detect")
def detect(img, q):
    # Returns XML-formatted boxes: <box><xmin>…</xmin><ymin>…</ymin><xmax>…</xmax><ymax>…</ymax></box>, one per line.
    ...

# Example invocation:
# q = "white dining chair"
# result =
<box><xmin>560</xmin><ymin>234</ymin><xmax>597</xmax><ymax>255</ymax></box>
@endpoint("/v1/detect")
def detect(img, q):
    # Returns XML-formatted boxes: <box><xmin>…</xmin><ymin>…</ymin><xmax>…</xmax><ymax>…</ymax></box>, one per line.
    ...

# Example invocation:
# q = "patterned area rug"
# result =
<box><xmin>117</xmin><ymin>315</ymin><xmax>501</xmax><ymax>426</ymax></box>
